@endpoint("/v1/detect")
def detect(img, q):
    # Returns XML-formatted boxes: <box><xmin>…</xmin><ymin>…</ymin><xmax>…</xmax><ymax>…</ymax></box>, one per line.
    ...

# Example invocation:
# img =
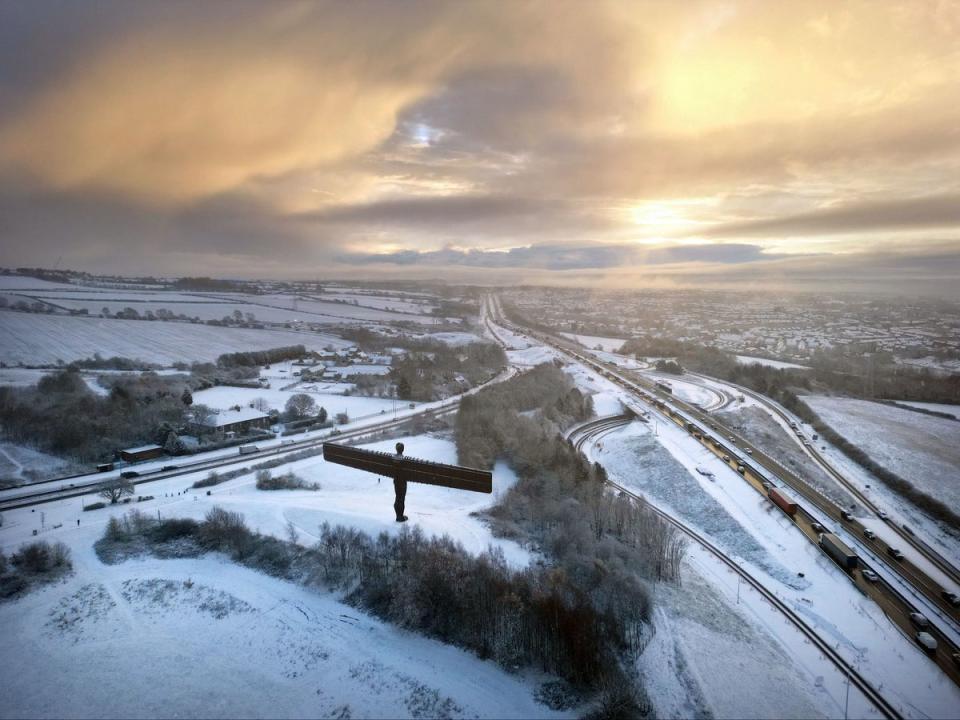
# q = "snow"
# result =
<box><xmin>894</xmin><ymin>401</ymin><xmax>960</xmax><ymax>419</ymax></box>
<box><xmin>640</xmin><ymin>563</ymin><xmax>831</xmax><ymax>719</ymax></box>
<box><xmin>0</xmin><ymin>443</ymin><xmax>80</xmax><ymax>485</ymax></box>
<box><xmin>0</xmin><ymin>431</ymin><xmax>556</xmax><ymax>718</ymax></box>
<box><xmin>0</xmin><ymin>555</ymin><xmax>562</xmax><ymax>719</ymax></box>
<box><xmin>0</xmin><ymin>276</ymin><xmax>79</xmax><ymax>290</ymax></box>
<box><xmin>0</xmin><ymin>313</ymin><xmax>348</xmax><ymax>366</ymax></box>
<box><xmin>192</xmin><ymin>385</ymin><xmax>405</xmax><ymax>423</ymax></box>
<box><xmin>554</xmin><ymin>354</ymin><xmax>960</xmax><ymax>717</ymax></box>
<box><xmin>559</xmin><ymin>333</ymin><xmax>627</xmax><ymax>353</ymax></box>
<box><xmin>736</xmin><ymin>355</ymin><xmax>811</xmax><ymax>370</ymax></box>
<box><xmin>804</xmin><ymin>396</ymin><xmax>960</xmax><ymax>512</ymax></box>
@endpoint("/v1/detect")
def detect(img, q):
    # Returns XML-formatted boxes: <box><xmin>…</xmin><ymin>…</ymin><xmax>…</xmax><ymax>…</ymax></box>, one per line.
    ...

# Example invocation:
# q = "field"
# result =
<box><xmin>0</xmin><ymin>276</ymin><xmax>450</xmax><ymax>326</ymax></box>
<box><xmin>804</xmin><ymin>396</ymin><xmax>960</xmax><ymax>514</ymax></box>
<box><xmin>0</xmin><ymin>433</ymin><xmax>553</xmax><ymax>719</ymax></box>
<box><xmin>0</xmin><ymin>312</ymin><xmax>348</xmax><ymax>366</ymax></box>
<box><xmin>735</xmin><ymin>355</ymin><xmax>811</xmax><ymax>370</ymax></box>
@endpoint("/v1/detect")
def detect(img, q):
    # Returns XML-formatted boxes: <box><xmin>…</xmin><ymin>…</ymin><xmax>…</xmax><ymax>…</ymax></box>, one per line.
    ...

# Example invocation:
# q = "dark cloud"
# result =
<box><xmin>338</xmin><ymin>242</ymin><xmax>778</xmax><ymax>270</ymax></box>
<box><xmin>699</xmin><ymin>193</ymin><xmax>960</xmax><ymax>239</ymax></box>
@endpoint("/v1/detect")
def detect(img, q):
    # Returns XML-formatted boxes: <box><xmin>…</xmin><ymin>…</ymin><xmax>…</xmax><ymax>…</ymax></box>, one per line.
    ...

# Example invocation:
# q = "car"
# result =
<box><xmin>862</xmin><ymin>569</ymin><xmax>880</xmax><ymax>583</ymax></box>
<box><xmin>161</xmin><ymin>465</ymin><xmax>178</xmax><ymax>471</ymax></box>
<box><xmin>887</xmin><ymin>547</ymin><xmax>904</xmax><ymax>561</ymax></box>
<box><xmin>736</xmin><ymin>465</ymin><xmax>746</xmax><ymax>475</ymax></box>
<box><xmin>909</xmin><ymin>612</ymin><xmax>930</xmax><ymax>629</ymax></box>
<box><xmin>877</xmin><ymin>511</ymin><xmax>888</xmax><ymax>520</ymax></box>
<box><xmin>902</xmin><ymin>524</ymin><xmax>915</xmax><ymax>536</ymax></box>
<box><xmin>745</xmin><ymin>448</ymin><xmax>753</xmax><ymax>455</ymax></box>
<box><xmin>916</xmin><ymin>631</ymin><xmax>938</xmax><ymax>655</ymax></box>
<box><xmin>941</xmin><ymin>591</ymin><xmax>960</xmax><ymax>608</ymax></box>
<box><xmin>811</xmin><ymin>522</ymin><xmax>824</xmax><ymax>533</ymax></box>
<box><xmin>863</xmin><ymin>529</ymin><xmax>876</xmax><ymax>540</ymax></box>
<box><xmin>722</xmin><ymin>455</ymin><xmax>730</xmax><ymax>462</ymax></box>
<box><xmin>120</xmin><ymin>470</ymin><xmax>139</xmax><ymax>479</ymax></box>
<box><xmin>840</xmin><ymin>510</ymin><xmax>852</xmax><ymax>521</ymax></box>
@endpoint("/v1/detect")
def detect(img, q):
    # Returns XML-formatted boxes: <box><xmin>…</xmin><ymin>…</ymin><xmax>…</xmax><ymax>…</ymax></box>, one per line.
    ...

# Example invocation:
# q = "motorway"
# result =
<box><xmin>567</xmin><ymin>413</ymin><xmax>901</xmax><ymax>720</ymax></box>
<box><xmin>484</xmin><ymin>294</ymin><xmax>960</xmax><ymax>689</ymax></box>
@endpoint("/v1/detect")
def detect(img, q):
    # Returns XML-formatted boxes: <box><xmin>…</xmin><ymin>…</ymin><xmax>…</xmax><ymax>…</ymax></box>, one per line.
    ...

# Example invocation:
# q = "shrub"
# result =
<box><xmin>83</xmin><ymin>502</ymin><xmax>106</xmax><ymax>511</ymax></box>
<box><xmin>151</xmin><ymin>518</ymin><xmax>200</xmax><ymax>542</ymax></box>
<box><xmin>11</xmin><ymin>540</ymin><xmax>69</xmax><ymax>573</ymax></box>
<box><xmin>197</xmin><ymin>507</ymin><xmax>253</xmax><ymax>558</ymax></box>
<box><xmin>193</xmin><ymin>471</ymin><xmax>221</xmax><ymax>488</ymax></box>
<box><xmin>255</xmin><ymin>470</ymin><xmax>320</xmax><ymax>491</ymax></box>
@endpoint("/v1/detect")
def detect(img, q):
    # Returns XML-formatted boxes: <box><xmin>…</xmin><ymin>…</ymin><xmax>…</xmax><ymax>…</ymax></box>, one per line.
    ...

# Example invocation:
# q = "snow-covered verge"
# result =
<box><xmin>0</xmin><ymin>312</ymin><xmax>348</xmax><ymax>366</ymax></box>
<box><xmin>560</xmin><ymin>333</ymin><xmax>628</xmax><ymax>353</ymax></box>
<box><xmin>735</xmin><ymin>355</ymin><xmax>811</xmax><ymax>370</ymax></box>
<box><xmin>0</xmin><ymin>443</ymin><xmax>80</xmax><ymax>486</ymax></box>
<box><xmin>0</xmin><ymin>552</ymin><xmax>565</xmax><ymax>719</ymax></box>
<box><xmin>0</xmin><ymin>434</ymin><xmax>563</xmax><ymax>719</ymax></box>
<box><xmin>893</xmin><ymin>401</ymin><xmax>960</xmax><ymax>419</ymax></box>
<box><xmin>555</xmin><ymin>358</ymin><xmax>960</xmax><ymax>718</ymax></box>
<box><xmin>804</xmin><ymin>396</ymin><xmax>960</xmax><ymax>512</ymax></box>
<box><xmin>715</xmin><ymin>405</ymin><xmax>859</xmax><ymax>511</ymax></box>
<box><xmin>639</xmin><ymin>559</ymin><xmax>829</xmax><ymax>719</ymax></box>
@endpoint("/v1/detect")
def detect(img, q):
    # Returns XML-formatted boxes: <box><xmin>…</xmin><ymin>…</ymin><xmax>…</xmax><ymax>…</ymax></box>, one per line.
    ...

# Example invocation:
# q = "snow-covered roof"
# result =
<box><xmin>199</xmin><ymin>406</ymin><xmax>269</xmax><ymax>427</ymax></box>
<box><xmin>121</xmin><ymin>444</ymin><xmax>163</xmax><ymax>454</ymax></box>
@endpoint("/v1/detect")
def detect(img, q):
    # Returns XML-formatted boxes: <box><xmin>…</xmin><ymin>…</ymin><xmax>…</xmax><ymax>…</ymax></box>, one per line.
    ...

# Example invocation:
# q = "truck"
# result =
<box><xmin>238</xmin><ymin>444</ymin><xmax>260</xmax><ymax>455</ymax></box>
<box><xmin>916</xmin><ymin>631</ymin><xmax>938</xmax><ymax>655</ymax></box>
<box><xmin>819</xmin><ymin>532</ymin><xmax>858</xmax><ymax>571</ymax></box>
<box><xmin>768</xmin><ymin>487</ymin><xmax>798</xmax><ymax>517</ymax></box>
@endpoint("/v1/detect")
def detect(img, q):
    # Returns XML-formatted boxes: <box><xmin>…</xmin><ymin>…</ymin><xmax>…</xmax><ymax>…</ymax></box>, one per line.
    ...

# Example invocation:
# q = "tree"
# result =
<box><xmin>284</xmin><ymin>393</ymin><xmax>317</xmax><ymax>420</ymax></box>
<box><xmin>188</xmin><ymin>403</ymin><xmax>215</xmax><ymax>427</ymax></box>
<box><xmin>163</xmin><ymin>431</ymin><xmax>184</xmax><ymax>454</ymax></box>
<box><xmin>181</xmin><ymin>389</ymin><xmax>193</xmax><ymax>406</ymax></box>
<box><xmin>98</xmin><ymin>477</ymin><xmax>134</xmax><ymax>504</ymax></box>
<box><xmin>396</xmin><ymin>375</ymin><xmax>413</xmax><ymax>400</ymax></box>
<box><xmin>251</xmin><ymin>396</ymin><xmax>271</xmax><ymax>412</ymax></box>
<box><xmin>318</xmin><ymin>406</ymin><xmax>328</xmax><ymax>424</ymax></box>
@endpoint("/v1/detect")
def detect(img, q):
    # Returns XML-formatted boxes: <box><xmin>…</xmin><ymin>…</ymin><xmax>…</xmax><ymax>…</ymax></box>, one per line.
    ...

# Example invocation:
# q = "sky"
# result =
<box><xmin>1</xmin><ymin>0</ymin><xmax>959</xmax><ymax>295</ymax></box>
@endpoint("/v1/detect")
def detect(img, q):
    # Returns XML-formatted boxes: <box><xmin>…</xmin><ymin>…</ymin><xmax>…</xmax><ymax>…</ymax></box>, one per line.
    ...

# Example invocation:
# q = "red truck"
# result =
<box><xmin>768</xmin><ymin>487</ymin><xmax>798</xmax><ymax>517</ymax></box>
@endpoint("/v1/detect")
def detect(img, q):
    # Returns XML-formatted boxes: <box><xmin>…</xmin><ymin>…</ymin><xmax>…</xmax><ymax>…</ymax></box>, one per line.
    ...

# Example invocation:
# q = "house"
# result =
<box><xmin>120</xmin><ymin>444</ymin><xmax>164</xmax><ymax>463</ymax></box>
<box><xmin>193</xmin><ymin>407</ymin><xmax>271</xmax><ymax>434</ymax></box>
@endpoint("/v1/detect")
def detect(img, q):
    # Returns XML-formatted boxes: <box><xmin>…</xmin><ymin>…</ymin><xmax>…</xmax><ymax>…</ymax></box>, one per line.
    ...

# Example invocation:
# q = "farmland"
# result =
<box><xmin>0</xmin><ymin>313</ymin><xmax>348</xmax><ymax>366</ymax></box>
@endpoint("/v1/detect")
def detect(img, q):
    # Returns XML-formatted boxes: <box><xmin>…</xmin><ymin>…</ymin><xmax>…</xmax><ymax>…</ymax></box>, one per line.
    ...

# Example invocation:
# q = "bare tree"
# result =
<box><xmin>98</xmin><ymin>477</ymin><xmax>135</xmax><ymax>504</ymax></box>
<box><xmin>284</xmin><ymin>393</ymin><xmax>317</xmax><ymax>420</ymax></box>
<box><xmin>250</xmin><ymin>397</ymin><xmax>271</xmax><ymax>412</ymax></box>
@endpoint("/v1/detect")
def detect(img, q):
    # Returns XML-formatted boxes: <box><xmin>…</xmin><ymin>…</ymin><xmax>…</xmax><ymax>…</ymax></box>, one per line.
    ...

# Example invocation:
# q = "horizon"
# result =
<box><xmin>2</xmin><ymin>1</ymin><xmax>959</xmax><ymax>294</ymax></box>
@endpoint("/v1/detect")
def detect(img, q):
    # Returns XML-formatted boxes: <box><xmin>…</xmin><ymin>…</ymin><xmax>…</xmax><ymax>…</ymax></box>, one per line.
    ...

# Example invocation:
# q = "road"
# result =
<box><xmin>567</xmin><ymin>413</ymin><xmax>901</xmax><ymax>720</ymax></box>
<box><xmin>485</xmin><ymin>293</ymin><xmax>960</xmax><ymax>688</ymax></box>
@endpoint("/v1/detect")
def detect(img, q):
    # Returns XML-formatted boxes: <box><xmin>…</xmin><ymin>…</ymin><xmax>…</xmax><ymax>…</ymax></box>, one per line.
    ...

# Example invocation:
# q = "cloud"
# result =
<box><xmin>1</xmin><ymin>1</ymin><xmax>959</xmax><ymax>293</ymax></box>
<box><xmin>338</xmin><ymin>242</ymin><xmax>778</xmax><ymax>270</ymax></box>
<box><xmin>697</xmin><ymin>193</ymin><xmax>960</xmax><ymax>238</ymax></box>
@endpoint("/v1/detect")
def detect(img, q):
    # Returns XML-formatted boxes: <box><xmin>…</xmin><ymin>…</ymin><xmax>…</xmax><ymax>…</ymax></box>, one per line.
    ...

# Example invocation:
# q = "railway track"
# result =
<box><xmin>567</xmin><ymin>417</ymin><xmax>902</xmax><ymax>720</ymax></box>
<box><xmin>0</xmin><ymin>403</ymin><xmax>461</xmax><ymax>512</ymax></box>
<box><xmin>486</xmin><ymin>294</ymin><xmax>960</xmax><ymax>687</ymax></box>
<box><xmin>693</xmin><ymin>372</ymin><xmax>960</xmax><ymax>591</ymax></box>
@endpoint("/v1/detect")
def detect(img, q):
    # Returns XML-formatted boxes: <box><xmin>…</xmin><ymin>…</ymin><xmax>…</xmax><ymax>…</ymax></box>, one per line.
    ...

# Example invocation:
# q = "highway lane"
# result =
<box><xmin>567</xmin><ymin>414</ymin><xmax>901</xmax><ymax>720</ymax></box>
<box><xmin>487</xmin><ymin>294</ymin><xmax>960</xmax><ymax>688</ymax></box>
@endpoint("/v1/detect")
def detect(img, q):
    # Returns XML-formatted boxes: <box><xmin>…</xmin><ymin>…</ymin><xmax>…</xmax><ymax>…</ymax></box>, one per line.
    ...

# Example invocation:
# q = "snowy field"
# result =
<box><xmin>735</xmin><ymin>355</ymin><xmax>811</xmax><ymax>370</ymax></box>
<box><xmin>0</xmin><ymin>313</ymin><xmax>348</xmax><ymax>366</ymax></box>
<box><xmin>193</xmin><ymin>384</ymin><xmax>405</xmax><ymax>423</ymax></box>
<box><xmin>804</xmin><ymin>396</ymin><xmax>960</xmax><ymax>510</ymax></box>
<box><xmin>0</xmin><ymin>434</ymin><xmax>558</xmax><ymax>719</ymax></box>
<box><xmin>559</xmin><ymin>333</ymin><xmax>628</xmax><ymax>353</ymax></box>
<box><xmin>0</xmin><ymin>443</ymin><xmax>80</xmax><ymax>485</ymax></box>
<box><xmin>893</xmin><ymin>401</ymin><xmax>960</xmax><ymax>419</ymax></box>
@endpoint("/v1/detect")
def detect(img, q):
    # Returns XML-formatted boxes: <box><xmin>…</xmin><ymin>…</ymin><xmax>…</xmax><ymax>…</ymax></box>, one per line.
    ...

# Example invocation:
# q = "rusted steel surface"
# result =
<box><xmin>322</xmin><ymin>443</ymin><xmax>492</xmax><ymax>493</ymax></box>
